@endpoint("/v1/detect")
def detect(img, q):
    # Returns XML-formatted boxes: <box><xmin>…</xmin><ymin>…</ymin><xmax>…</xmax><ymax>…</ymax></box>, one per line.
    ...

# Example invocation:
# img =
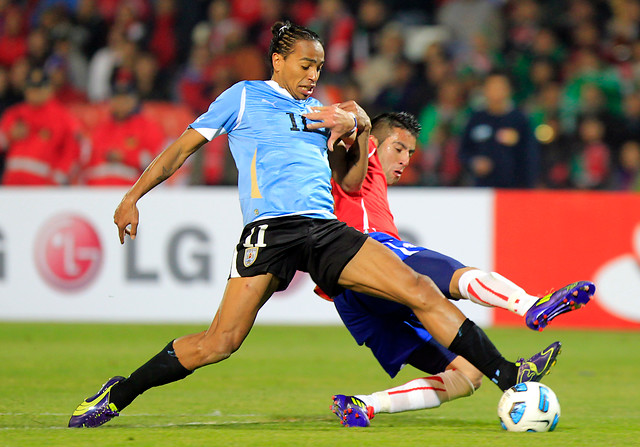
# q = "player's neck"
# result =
<box><xmin>269</xmin><ymin>76</ymin><xmax>307</xmax><ymax>101</ymax></box>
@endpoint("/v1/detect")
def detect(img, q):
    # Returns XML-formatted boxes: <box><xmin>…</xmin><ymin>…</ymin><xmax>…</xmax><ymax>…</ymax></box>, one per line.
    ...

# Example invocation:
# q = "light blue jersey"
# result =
<box><xmin>189</xmin><ymin>80</ymin><xmax>336</xmax><ymax>226</ymax></box>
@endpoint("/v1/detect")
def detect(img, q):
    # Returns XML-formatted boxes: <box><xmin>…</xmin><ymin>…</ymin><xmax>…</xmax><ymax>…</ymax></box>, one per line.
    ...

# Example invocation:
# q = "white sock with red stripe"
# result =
<box><xmin>458</xmin><ymin>270</ymin><xmax>538</xmax><ymax>316</ymax></box>
<box><xmin>357</xmin><ymin>370</ymin><xmax>475</xmax><ymax>414</ymax></box>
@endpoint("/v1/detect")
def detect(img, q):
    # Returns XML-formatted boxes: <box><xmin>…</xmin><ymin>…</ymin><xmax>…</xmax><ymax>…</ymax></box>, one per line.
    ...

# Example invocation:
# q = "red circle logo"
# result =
<box><xmin>34</xmin><ymin>214</ymin><xmax>103</xmax><ymax>292</ymax></box>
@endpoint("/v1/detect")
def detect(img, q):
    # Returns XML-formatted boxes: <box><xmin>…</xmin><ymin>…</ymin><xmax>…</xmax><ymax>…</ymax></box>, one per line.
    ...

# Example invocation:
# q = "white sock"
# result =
<box><xmin>355</xmin><ymin>393</ymin><xmax>380</xmax><ymax>413</ymax></box>
<box><xmin>362</xmin><ymin>370</ymin><xmax>475</xmax><ymax>414</ymax></box>
<box><xmin>458</xmin><ymin>270</ymin><xmax>539</xmax><ymax>316</ymax></box>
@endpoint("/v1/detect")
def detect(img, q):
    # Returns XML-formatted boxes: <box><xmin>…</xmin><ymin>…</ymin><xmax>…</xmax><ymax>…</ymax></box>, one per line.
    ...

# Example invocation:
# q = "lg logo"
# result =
<box><xmin>34</xmin><ymin>215</ymin><xmax>103</xmax><ymax>292</ymax></box>
<box><xmin>124</xmin><ymin>227</ymin><xmax>211</xmax><ymax>282</ymax></box>
<box><xmin>31</xmin><ymin>214</ymin><xmax>213</xmax><ymax>293</ymax></box>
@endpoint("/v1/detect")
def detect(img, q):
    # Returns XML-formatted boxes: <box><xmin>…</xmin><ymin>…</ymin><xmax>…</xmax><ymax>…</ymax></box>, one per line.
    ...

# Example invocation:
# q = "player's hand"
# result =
<box><xmin>303</xmin><ymin>105</ymin><xmax>357</xmax><ymax>151</ymax></box>
<box><xmin>114</xmin><ymin>196</ymin><xmax>139</xmax><ymax>244</ymax></box>
<box><xmin>336</xmin><ymin>101</ymin><xmax>371</xmax><ymax>148</ymax></box>
<box><xmin>337</xmin><ymin>100</ymin><xmax>370</xmax><ymax>133</ymax></box>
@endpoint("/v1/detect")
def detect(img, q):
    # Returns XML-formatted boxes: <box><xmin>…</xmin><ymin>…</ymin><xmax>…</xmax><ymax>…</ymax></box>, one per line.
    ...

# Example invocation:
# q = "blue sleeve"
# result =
<box><xmin>189</xmin><ymin>81</ymin><xmax>245</xmax><ymax>141</ymax></box>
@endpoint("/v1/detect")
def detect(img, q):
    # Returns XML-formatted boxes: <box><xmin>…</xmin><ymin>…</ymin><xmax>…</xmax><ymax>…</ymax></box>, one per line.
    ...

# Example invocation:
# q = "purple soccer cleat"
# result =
<box><xmin>68</xmin><ymin>376</ymin><xmax>125</xmax><ymax>428</ymax></box>
<box><xmin>525</xmin><ymin>281</ymin><xmax>595</xmax><ymax>331</ymax></box>
<box><xmin>331</xmin><ymin>394</ymin><xmax>374</xmax><ymax>427</ymax></box>
<box><xmin>515</xmin><ymin>341</ymin><xmax>561</xmax><ymax>383</ymax></box>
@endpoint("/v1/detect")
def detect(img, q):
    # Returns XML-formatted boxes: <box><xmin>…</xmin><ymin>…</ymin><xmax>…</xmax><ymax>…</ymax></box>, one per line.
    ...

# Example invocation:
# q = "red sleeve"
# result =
<box><xmin>331</xmin><ymin>137</ymin><xmax>377</xmax><ymax>198</ymax></box>
<box><xmin>332</xmin><ymin>137</ymin><xmax>400</xmax><ymax>238</ymax></box>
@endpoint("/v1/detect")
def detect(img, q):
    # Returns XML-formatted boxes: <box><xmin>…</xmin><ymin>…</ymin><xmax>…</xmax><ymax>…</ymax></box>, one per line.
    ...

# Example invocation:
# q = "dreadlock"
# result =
<box><xmin>268</xmin><ymin>21</ymin><xmax>322</xmax><ymax>74</ymax></box>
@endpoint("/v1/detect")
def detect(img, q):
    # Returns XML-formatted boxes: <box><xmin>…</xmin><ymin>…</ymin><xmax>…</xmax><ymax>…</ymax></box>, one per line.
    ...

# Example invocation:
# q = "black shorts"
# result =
<box><xmin>230</xmin><ymin>216</ymin><xmax>368</xmax><ymax>296</ymax></box>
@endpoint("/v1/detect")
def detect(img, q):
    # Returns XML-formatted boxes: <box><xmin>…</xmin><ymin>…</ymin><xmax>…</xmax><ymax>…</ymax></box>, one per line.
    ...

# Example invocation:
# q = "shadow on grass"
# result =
<box><xmin>106</xmin><ymin>414</ymin><xmax>500</xmax><ymax>432</ymax></box>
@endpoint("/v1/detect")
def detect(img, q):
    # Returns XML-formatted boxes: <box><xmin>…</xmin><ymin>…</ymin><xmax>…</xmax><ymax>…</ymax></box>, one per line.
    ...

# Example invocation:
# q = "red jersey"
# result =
<box><xmin>0</xmin><ymin>99</ymin><xmax>80</xmax><ymax>185</ymax></box>
<box><xmin>331</xmin><ymin>137</ymin><xmax>399</xmax><ymax>239</ymax></box>
<box><xmin>83</xmin><ymin>113</ymin><xmax>165</xmax><ymax>186</ymax></box>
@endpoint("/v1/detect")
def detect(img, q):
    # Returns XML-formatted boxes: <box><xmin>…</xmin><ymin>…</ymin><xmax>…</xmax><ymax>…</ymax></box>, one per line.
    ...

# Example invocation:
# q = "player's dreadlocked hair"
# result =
<box><xmin>268</xmin><ymin>21</ymin><xmax>322</xmax><ymax>74</ymax></box>
<box><xmin>371</xmin><ymin>112</ymin><xmax>422</xmax><ymax>142</ymax></box>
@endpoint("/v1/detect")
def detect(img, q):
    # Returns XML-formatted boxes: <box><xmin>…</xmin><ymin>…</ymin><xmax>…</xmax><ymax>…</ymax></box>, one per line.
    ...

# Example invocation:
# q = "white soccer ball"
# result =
<box><xmin>497</xmin><ymin>382</ymin><xmax>561</xmax><ymax>432</ymax></box>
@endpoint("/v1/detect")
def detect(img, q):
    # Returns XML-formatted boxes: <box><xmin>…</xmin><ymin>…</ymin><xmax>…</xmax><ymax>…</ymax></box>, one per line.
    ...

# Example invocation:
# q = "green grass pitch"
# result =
<box><xmin>1</xmin><ymin>323</ymin><xmax>639</xmax><ymax>446</ymax></box>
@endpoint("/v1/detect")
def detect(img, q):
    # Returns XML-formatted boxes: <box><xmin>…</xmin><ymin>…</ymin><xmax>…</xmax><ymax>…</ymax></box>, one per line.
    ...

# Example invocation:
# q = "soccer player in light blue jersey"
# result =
<box><xmin>189</xmin><ymin>71</ymin><xmax>336</xmax><ymax>225</ymax></box>
<box><xmin>70</xmin><ymin>21</ymin><xmax>563</xmax><ymax>428</ymax></box>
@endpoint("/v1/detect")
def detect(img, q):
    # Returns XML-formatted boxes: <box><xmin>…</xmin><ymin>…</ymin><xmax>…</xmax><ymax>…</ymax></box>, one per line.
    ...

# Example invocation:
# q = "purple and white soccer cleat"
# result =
<box><xmin>331</xmin><ymin>394</ymin><xmax>374</xmax><ymax>427</ymax></box>
<box><xmin>525</xmin><ymin>281</ymin><xmax>595</xmax><ymax>331</ymax></box>
<box><xmin>68</xmin><ymin>376</ymin><xmax>125</xmax><ymax>428</ymax></box>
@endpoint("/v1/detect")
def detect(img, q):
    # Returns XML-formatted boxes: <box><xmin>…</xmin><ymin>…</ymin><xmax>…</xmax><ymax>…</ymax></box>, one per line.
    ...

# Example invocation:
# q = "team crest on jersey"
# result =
<box><xmin>243</xmin><ymin>247</ymin><xmax>259</xmax><ymax>267</ymax></box>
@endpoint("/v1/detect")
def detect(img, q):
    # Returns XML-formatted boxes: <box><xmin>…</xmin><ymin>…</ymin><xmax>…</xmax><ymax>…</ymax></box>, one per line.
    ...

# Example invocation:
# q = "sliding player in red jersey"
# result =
<box><xmin>325</xmin><ymin>110</ymin><xmax>595</xmax><ymax>427</ymax></box>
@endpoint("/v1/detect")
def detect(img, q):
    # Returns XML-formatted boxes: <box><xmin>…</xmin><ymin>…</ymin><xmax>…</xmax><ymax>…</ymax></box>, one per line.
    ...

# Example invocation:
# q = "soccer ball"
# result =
<box><xmin>497</xmin><ymin>382</ymin><xmax>561</xmax><ymax>432</ymax></box>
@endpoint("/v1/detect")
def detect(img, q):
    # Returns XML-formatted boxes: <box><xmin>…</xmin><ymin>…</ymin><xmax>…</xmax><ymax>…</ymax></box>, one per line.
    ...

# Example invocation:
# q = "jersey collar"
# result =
<box><xmin>265</xmin><ymin>80</ymin><xmax>314</xmax><ymax>105</ymax></box>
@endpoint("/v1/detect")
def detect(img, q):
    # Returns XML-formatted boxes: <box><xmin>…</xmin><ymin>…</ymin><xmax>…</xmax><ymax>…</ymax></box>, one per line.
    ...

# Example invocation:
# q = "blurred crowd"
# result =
<box><xmin>1</xmin><ymin>0</ymin><xmax>640</xmax><ymax>190</ymax></box>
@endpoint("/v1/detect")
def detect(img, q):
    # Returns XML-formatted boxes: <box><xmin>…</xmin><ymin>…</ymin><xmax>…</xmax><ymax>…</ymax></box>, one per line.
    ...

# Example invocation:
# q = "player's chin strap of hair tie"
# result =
<box><xmin>348</xmin><ymin>112</ymin><xmax>358</xmax><ymax>134</ymax></box>
<box><xmin>278</xmin><ymin>23</ymin><xmax>290</xmax><ymax>37</ymax></box>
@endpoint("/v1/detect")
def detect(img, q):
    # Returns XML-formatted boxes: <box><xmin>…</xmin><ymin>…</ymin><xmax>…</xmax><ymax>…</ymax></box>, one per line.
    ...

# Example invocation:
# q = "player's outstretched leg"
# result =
<box><xmin>68</xmin><ymin>376</ymin><xmax>125</xmax><ymax>428</ymax></box>
<box><xmin>331</xmin><ymin>395</ymin><xmax>374</xmax><ymax>427</ymax></box>
<box><xmin>515</xmin><ymin>341</ymin><xmax>561</xmax><ymax>383</ymax></box>
<box><xmin>525</xmin><ymin>281</ymin><xmax>595</xmax><ymax>331</ymax></box>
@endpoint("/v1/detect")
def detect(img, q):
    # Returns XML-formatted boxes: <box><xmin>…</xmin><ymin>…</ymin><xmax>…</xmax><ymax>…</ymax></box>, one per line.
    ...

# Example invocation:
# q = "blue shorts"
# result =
<box><xmin>333</xmin><ymin>232</ymin><xmax>466</xmax><ymax>377</ymax></box>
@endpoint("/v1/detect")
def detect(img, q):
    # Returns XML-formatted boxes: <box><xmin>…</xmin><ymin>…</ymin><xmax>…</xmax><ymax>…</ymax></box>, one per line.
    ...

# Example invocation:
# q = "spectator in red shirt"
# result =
<box><xmin>81</xmin><ymin>82</ymin><xmax>165</xmax><ymax>186</ymax></box>
<box><xmin>148</xmin><ymin>0</ymin><xmax>177</xmax><ymax>70</ymax></box>
<box><xmin>0</xmin><ymin>67</ymin><xmax>80</xmax><ymax>185</ymax></box>
<box><xmin>0</xmin><ymin>5</ymin><xmax>28</xmax><ymax>68</ymax></box>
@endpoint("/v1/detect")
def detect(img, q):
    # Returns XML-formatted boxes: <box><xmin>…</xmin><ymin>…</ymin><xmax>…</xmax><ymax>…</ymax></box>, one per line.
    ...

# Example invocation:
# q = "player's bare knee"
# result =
<box><xmin>405</xmin><ymin>275</ymin><xmax>442</xmax><ymax>312</ymax></box>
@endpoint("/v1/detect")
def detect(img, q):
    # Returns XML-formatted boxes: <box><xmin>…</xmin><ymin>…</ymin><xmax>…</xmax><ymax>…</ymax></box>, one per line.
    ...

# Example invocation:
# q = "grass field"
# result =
<box><xmin>1</xmin><ymin>323</ymin><xmax>638</xmax><ymax>447</ymax></box>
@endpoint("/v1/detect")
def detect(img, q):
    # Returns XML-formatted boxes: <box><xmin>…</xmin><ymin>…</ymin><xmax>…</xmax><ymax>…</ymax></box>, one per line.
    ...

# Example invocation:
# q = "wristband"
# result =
<box><xmin>348</xmin><ymin>112</ymin><xmax>357</xmax><ymax>134</ymax></box>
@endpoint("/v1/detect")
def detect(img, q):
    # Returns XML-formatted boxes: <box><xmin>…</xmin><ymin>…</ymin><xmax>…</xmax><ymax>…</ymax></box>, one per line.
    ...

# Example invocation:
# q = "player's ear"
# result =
<box><xmin>272</xmin><ymin>53</ymin><xmax>283</xmax><ymax>73</ymax></box>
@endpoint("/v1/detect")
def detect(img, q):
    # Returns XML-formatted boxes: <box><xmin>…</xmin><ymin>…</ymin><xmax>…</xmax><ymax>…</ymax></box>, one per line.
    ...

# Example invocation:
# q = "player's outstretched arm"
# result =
<box><xmin>303</xmin><ymin>103</ymin><xmax>370</xmax><ymax>192</ymax></box>
<box><xmin>114</xmin><ymin>128</ymin><xmax>207</xmax><ymax>244</ymax></box>
<box><xmin>330</xmin><ymin>100</ymin><xmax>371</xmax><ymax>193</ymax></box>
<box><xmin>306</xmin><ymin>101</ymin><xmax>371</xmax><ymax>193</ymax></box>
